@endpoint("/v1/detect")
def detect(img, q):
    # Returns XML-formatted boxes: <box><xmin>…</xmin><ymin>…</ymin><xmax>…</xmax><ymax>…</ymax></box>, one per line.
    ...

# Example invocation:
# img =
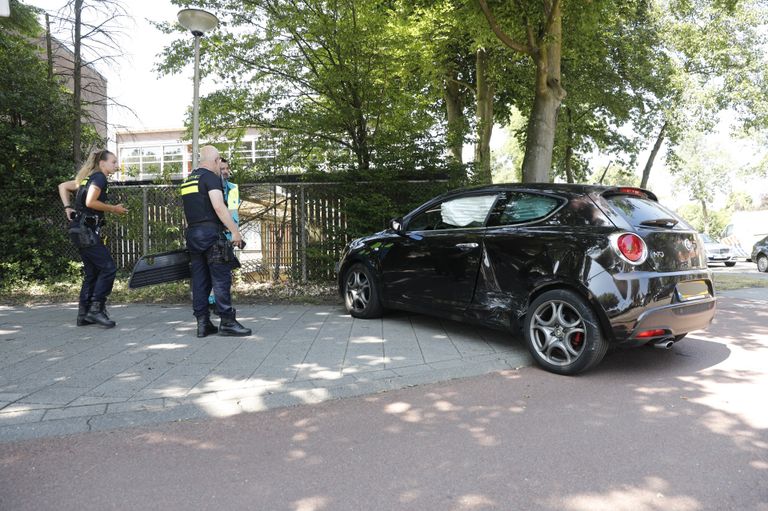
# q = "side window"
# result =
<box><xmin>489</xmin><ymin>192</ymin><xmax>562</xmax><ymax>226</ymax></box>
<box><xmin>408</xmin><ymin>194</ymin><xmax>498</xmax><ymax>231</ymax></box>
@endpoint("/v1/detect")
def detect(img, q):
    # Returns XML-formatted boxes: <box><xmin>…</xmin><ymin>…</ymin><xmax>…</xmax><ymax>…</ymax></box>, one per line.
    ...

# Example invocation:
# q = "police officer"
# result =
<box><xmin>58</xmin><ymin>149</ymin><xmax>128</xmax><ymax>328</ymax></box>
<box><xmin>208</xmin><ymin>157</ymin><xmax>241</xmax><ymax>310</ymax></box>
<box><xmin>181</xmin><ymin>145</ymin><xmax>251</xmax><ymax>337</ymax></box>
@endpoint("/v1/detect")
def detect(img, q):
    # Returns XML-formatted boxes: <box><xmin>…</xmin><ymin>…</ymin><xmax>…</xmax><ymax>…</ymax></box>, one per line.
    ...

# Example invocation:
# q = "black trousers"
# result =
<box><xmin>78</xmin><ymin>243</ymin><xmax>117</xmax><ymax>305</ymax></box>
<box><xmin>186</xmin><ymin>225</ymin><xmax>235</xmax><ymax>319</ymax></box>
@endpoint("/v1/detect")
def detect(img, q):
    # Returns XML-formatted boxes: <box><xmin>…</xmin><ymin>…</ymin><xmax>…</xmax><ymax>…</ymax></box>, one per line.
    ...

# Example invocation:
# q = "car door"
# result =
<box><xmin>381</xmin><ymin>193</ymin><xmax>500</xmax><ymax>313</ymax></box>
<box><xmin>480</xmin><ymin>191</ymin><xmax>568</xmax><ymax>302</ymax></box>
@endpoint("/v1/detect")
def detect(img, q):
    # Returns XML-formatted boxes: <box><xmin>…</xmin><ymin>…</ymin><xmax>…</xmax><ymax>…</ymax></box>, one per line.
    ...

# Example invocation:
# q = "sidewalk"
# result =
<box><xmin>0</xmin><ymin>303</ymin><xmax>531</xmax><ymax>443</ymax></box>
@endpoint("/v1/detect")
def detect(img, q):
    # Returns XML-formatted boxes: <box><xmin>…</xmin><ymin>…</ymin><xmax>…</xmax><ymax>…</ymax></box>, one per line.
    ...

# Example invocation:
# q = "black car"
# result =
<box><xmin>337</xmin><ymin>184</ymin><xmax>717</xmax><ymax>375</ymax></box>
<box><xmin>752</xmin><ymin>236</ymin><xmax>768</xmax><ymax>272</ymax></box>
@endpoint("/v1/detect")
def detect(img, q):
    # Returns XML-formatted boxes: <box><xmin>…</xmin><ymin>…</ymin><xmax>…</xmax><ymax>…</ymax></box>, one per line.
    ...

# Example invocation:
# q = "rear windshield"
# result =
<box><xmin>605</xmin><ymin>195</ymin><xmax>691</xmax><ymax>230</ymax></box>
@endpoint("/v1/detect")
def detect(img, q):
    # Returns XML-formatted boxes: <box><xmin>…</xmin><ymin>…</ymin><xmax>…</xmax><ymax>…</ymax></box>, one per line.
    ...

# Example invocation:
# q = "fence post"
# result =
<box><xmin>300</xmin><ymin>185</ymin><xmax>307</xmax><ymax>283</ymax></box>
<box><xmin>142</xmin><ymin>187</ymin><xmax>149</xmax><ymax>255</ymax></box>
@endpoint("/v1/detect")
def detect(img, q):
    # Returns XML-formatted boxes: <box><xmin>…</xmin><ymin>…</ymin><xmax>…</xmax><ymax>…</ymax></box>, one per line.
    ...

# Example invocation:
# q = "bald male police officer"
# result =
<box><xmin>181</xmin><ymin>145</ymin><xmax>251</xmax><ymax>337</ymax></box>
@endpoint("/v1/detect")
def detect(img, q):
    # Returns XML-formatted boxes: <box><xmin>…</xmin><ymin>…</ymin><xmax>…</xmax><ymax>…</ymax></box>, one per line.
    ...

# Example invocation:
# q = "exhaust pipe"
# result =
<box><xmin>652</xmin><ymin>338</ymin><xmax>675</xmax><ymax>350</ymax></box>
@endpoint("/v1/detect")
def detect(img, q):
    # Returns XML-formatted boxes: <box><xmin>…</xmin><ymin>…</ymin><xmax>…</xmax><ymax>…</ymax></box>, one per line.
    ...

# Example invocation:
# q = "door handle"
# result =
<box><xmin>455</xmin><ymin>242</ymin><xmax>479</xmax><ymax>249</ymax></box>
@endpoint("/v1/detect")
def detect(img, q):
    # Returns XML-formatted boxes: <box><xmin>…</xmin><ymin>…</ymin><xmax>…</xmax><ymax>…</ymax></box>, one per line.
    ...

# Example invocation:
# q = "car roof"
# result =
<box><xmin>436</xmin><ymin>183</ymin><xmax>655</xmax><ymax>200</ymax></box>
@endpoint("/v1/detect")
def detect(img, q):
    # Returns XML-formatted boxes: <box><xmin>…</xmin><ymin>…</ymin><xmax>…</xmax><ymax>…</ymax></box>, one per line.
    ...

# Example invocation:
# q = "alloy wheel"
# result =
<box><xmin>529</xmin><ymin>300</ymin><xmax>587</xmax><ymax>366</ymax></box>
<box><xmin>345</xmin><ymin>269</ymin><xmax>371</xmax><ymax>313</ymax></box>
<box><xmin>758</xmin><ymin>255</ymin><xmax>768</xmax><ymax>273</ymax></box>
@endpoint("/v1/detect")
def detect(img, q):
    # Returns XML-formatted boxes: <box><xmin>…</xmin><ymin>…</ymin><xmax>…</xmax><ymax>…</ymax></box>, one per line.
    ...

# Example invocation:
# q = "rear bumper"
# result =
<box><xmin>622</xmin><ymin>296</ymin><xmax>717</xmax><ymax>347</ymax></box>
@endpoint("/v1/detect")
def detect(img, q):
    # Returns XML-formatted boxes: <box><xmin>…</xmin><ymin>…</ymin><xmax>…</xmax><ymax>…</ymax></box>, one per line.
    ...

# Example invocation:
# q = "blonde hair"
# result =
<box><xmin>75</xmin><ymin>150</ymin><xmax>114</xmax><ymax>186</ymax></box>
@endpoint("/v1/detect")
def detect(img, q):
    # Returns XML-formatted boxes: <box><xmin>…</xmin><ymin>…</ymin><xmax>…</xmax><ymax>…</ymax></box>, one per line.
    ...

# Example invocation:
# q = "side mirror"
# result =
<box><xmin>389</xmin><ymin>217</ymin><xmax>404</xmax><ymax>234</ymax></box>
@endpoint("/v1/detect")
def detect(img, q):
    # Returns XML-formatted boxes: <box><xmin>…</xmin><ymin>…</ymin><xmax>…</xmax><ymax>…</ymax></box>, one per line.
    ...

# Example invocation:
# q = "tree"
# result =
<box><xmin>639</xmin><ymin>0</ymin><xmax>768</xmax><ymax>187</ymax></box>
<box><xmin>158</xmin><ymin>0</ymin><xmax>442</xmax><ymax>175</ymax></box>
<box><xmin>47</xmin><ymin>0</ymin><xmax>129</xmax><ymax>166</ymax></box>
<box><xmin>405</xmin><ymin>0</ymin><xmax>531</xmax><ymax>184</ymax></box>
<box><xmin>477</xmin><ymin>0</ymin><xmax>565</xmax><ymax>183</ymax></box>
<box><xmin>553</xmin><ymin>1</ymin><xmax>674</xmax><ymax>184</ymax></box>
<box><xmin>0</xmin><ymin>0</ymin><xmax>81</xmax><ymax>284</ymax></box>
<box><xmin>669</xmin><ymin>131</ymin><xmax>731</xmax><ymax>234</ymax></box>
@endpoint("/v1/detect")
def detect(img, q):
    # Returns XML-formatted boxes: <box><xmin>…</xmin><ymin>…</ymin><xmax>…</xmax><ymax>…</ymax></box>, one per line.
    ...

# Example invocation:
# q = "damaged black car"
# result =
<box><xmin>337</xmin><ymin>184</ymin><xmax>716</xmax><ymax>375</ymax></box>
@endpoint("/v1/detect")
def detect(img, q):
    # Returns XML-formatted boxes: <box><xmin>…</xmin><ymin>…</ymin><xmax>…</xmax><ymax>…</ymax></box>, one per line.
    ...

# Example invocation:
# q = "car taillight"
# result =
<box><xmin>612</xmin><ymin>232</ymin><xmax>648</xmax><ymax>265</ymax></box>
<box><xmin>617</xmin><ymin>187</ymin><xmax>646</xmax><ymax>198</ymax></box>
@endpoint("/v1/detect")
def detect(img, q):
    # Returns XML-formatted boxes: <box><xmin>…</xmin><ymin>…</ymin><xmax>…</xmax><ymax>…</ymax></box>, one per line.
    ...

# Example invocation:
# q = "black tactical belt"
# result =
<box><xmin>188</xmin><ymin>221</ymin><xmax>223</xmax><ymax>229</ymax></box>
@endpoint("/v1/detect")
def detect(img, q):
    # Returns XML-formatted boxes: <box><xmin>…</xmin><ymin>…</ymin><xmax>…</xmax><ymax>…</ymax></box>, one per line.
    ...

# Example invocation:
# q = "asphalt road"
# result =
<box><xmin>1</xmin><ymin>295</ymin><xmax>766</xmax><ymax>511</ymax></box>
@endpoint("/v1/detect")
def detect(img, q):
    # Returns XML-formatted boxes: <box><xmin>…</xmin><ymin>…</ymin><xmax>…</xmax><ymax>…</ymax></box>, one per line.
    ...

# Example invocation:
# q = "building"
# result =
<box><xmin>34</xmin><ymin>36</ymin><xmax>109</xmax><ymax>140</ymax></box>
<box><xmin>115</xmin><ymin>127</ymin><xmax>276</xmax><ymax>181</ymax></box>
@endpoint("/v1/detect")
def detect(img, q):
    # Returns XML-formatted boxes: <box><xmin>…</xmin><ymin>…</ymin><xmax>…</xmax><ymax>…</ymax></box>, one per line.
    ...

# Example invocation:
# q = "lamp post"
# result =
<box><xmin>177</xmin><ymin>8</ymin><xmax>219</xmax><ymax>169</ymax></box>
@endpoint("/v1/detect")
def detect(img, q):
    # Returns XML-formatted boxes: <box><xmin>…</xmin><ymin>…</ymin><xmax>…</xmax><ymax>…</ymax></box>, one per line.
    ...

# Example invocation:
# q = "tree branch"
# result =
<box><xmin>544</xmin><ymin>0</ymin><xmax>561</xmax><ymax>36</ymax></box>
<box><xmin>447</xmin><ymin>77</ymin><xmax>476</xmax><ymax>95</ymax></box>
<box><xmin>476</xmin><ymin>0</ymin><xmax>533</xmax><ymax>56</ymax></box>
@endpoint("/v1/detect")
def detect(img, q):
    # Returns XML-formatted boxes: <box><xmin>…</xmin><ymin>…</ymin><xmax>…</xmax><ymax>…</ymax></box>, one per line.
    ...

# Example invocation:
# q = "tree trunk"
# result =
<box><xmin>72</xmin><ymin>0</ymin><xmax>83</xmax><ymax>168</ymax></box>
<box><xmin>473</xmin><ymin>48</ymin><xmax>494</xmax><ymax>184</ymax></box>
<box><xmin>521</xmin><ymin>3</ymin><xmax>564</xmax><ymax>183</ymax></box>
<box><xmin>349</xmin><ymin>108</ymin><xmax>370</xmax><ymax>172</ymax></box>
<box><xmin>640</xmin><ymin>122</ymin><xmax>667</xmax><ymax>189</ymax></box>
<box><xmin>700</xmin><ymin>198</ymin><xmax>709</xmax><ymax>234</ymax></box>
<box><xmin>444</xmin><ymin>69</ymin><xmax>464</xmax><ymax>165</ymax></box>
<box><xmin>45</xmin><ymin>14</ymin><xmax>53</xmax><ymax>81</ymax></box>
<box><xmin>564</xmin><ymin>106</ymin><xmax>574</xmax><ymax>183</ymax></box>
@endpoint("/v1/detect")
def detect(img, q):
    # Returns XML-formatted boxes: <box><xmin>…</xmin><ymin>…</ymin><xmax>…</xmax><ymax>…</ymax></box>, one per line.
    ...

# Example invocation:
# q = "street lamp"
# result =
<box><xmin>177</xmin><ymin>8</ymin><xmax>219</xmax><ymax>169</ymax></box>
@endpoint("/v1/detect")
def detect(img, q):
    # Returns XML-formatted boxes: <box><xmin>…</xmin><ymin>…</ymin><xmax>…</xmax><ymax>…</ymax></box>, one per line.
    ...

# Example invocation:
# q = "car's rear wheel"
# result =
<box><xmin>524</xmin><ymin>289</ymin><xmax>608</xmax><ymax>375</ymax></box>
<box><xmin>343</xmin><ymin>263</ymin><xmax>383</xmax><ymax>319</ymax></box>
<box><xmin>757</xmin><ymin>254</ymin><xmax>768</xmax><ymax>273</ymax></box>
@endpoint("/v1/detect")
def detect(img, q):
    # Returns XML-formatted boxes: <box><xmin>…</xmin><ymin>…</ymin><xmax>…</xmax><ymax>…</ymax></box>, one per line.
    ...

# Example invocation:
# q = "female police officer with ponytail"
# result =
<box><xmin>58</xmin><ymin>150</ymin><xmax>128</xmax><ymax>328</ymax></box>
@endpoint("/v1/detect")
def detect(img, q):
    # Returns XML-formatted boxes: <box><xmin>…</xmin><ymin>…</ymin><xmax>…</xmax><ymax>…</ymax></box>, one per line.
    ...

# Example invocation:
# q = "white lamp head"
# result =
<box><xmin>177</xmin><ymin>8</ymin><xmax>219</xmax><ymax>36</ymax></box>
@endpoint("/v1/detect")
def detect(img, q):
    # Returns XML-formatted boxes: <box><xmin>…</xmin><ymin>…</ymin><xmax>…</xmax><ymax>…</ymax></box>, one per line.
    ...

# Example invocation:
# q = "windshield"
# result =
<box><xmin>700</xmin><ymin>234</ymin><xmax>714</xmax><ymax>243</ymax></box>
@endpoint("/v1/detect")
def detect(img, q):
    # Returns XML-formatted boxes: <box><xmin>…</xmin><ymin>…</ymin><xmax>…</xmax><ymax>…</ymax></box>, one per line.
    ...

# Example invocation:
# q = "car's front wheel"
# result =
<box><xmin>343</xmin><ymin>263</ymin><xmax>383</xmax><ymax>318</ymax></box>
<box><xmin>757</xmin><ymin>254</ymin><xmax>768</xmax><ymax>273</ymax></box>
<box><xmin>524</xmin><ymin>289</ymin><xmax>608</xmax><ymax>375</ymax></box>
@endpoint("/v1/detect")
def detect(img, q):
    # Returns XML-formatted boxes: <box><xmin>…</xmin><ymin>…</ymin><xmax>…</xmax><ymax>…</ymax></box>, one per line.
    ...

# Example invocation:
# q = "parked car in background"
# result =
<box><xmin>700</xmin><ymin>233</ymin><xmax>737</xmax><ymax>267</ymax></box>
<box><xmin>721</xmin><ymin>210</ymin><xmax>768</xmax><ymax>259</ymax></box>
<box><xmin>337</xmin><ymin>184</ymin><xmax>716</xmax><ymax>375</ymax></box>
<box><xmin>752</xmin><ymin>236</ymin><xmax>768</xmax><ymax>272</ymax></box>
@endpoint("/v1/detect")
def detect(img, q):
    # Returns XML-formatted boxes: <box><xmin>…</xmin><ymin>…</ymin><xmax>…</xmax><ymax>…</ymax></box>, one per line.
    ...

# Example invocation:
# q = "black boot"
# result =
<box><xmin>77</xmin><ymin>303</ymin><xmax>94</xmax><ymax>326</ymax></box>
<box><xmin>219</xmin><ymin>315</ymin><xmax>251</xmax><ymax>337</ymax></box>
<box><xmin>197</xmin><ymin>316</ymin><xmax>218</xmax><ymax>338</ymax></box>
<box><xmin>84</xmin><ymin>301</ymin><xmax>116</xmax><ymax>329</ymax></box>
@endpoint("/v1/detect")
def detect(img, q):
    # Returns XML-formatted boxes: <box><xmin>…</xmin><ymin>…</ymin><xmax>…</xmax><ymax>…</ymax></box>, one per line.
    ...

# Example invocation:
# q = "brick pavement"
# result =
<box><xmin>0</xmin><ymin>303</ymin><xmax>531</xmax><ymax>443</ymax></box>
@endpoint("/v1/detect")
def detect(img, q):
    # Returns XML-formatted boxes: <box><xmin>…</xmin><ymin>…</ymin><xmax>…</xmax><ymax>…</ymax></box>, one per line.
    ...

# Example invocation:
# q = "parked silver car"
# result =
<box><xmin>701</xmin><ymin>233</ymin><xmax>737</xmax><ymax>267</ymax></box>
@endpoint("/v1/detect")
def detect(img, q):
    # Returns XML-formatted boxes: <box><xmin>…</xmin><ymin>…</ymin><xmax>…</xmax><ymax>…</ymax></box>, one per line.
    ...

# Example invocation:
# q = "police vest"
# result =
<box><xmin>180</xmin><ymin>169</ymin><xmax>221</xmax><ymax>226</ymax></box>
<box><xmin>223</xmin><ymin>181</ymin><xmax>240</xmax><ymax>227</ymax></box>
<box><xmin>225</xmin><ymin>182</ymin><xmax>239</xmax><ymax>211</ymax></box>
<box><xmin>74</xmin><ymin>173</ymin><xmax>107</xmax><ymax>222</ymax></box>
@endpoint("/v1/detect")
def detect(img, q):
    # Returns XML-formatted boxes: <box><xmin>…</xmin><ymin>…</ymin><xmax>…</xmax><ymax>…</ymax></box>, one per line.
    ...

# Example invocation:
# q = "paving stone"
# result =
<box><xmin>107</xmin><ymin>399</ymin><xmax>167</xmax><ymax>414</ymax></box>
<box><xmin>0</xmin><ymin>417</ymin><xmax>90</xmax><ymax>444</ymax></box>
<box><xmin>410</xmin><ymin>316</ymin><xmax>463</xmax><ymax>363</ymax></box>
<box><xmin>352</xmin><ymin>369</ymin><xmax>400</xmax><ymax>382</ymax></box>
<box><xmin>43</xmin><ymin>404</ymin><xmax>107</xmax><ymax>421</ymax></box>
<box><xmin>68</xmin><ymin>396</ymin><xmax>130</xmax><ymax>407</ymax></box>
<box><xmin>21</xmin><ymin>386</ymin><xmax>92</xmax><ymax>406</ymax></box>
<box><xmin>0</xmin><ymin>408</ymin><xmax>46</xmax><ymax>426</ymax></box>
<box><xmin>0</xmin><ymin>393</ymin><xmax>25</xmax><ymax>403</ymax></box>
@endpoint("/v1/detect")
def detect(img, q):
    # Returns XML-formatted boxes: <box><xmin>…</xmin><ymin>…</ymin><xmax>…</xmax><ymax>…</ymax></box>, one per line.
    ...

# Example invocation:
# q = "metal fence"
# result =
<box><xmin>40</xmin><ymin>179</ymin><xmax>451</xmax><ymax>283</ymax></box>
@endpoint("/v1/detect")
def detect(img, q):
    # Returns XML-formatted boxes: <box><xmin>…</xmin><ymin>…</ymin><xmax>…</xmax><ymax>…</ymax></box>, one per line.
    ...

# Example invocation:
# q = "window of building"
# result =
<box><xmin>162</xmin><ymin>145</ymin><xmax>184</xmax><ymax>178</ymax></box>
